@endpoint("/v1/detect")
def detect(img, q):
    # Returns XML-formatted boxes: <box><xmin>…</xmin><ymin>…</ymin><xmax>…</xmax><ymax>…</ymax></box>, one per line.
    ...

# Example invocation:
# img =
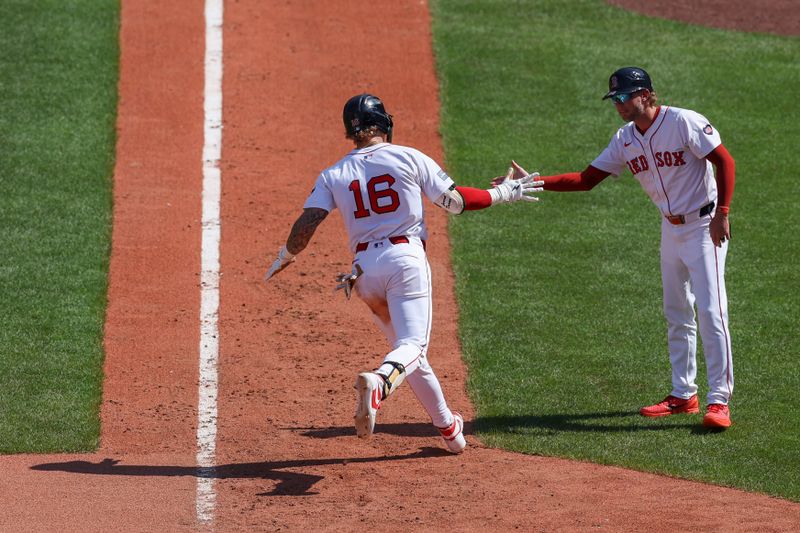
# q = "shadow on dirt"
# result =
<box><xmin>297</xmin><ymin>411</ymin><xmax>700</xmax><ymax>439</ymax></box>
<box><xmin>296</xmin><ymin>422</ymin><xmax>441</xmax><ymax>439</ymax></box>
<box><xmin>30</xmin><ymin>447</ymin><xmax>450</xmax><ymax>496</ymax></box>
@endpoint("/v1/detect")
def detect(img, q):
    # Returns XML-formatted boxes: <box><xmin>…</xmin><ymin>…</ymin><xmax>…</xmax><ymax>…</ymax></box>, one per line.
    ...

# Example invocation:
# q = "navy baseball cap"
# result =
<box><xmin>602</xmin><ymin>67</ymin><xmax>653</xmax><ymax>100</ymax></box>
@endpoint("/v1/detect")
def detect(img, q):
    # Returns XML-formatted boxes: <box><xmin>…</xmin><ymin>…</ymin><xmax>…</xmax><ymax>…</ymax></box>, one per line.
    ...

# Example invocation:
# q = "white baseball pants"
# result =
<box><xmin>353</xmin><ymin>237</ymin><xmax>455</xmax><ymax>428</ymax></box>
<box><xmin>661</xmin><ymin>214</ymin><xmax>734</xmax><ymax>405</ymax></box>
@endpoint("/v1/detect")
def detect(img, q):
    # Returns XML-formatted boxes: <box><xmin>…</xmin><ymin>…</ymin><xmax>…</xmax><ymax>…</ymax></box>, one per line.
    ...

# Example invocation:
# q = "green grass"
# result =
<box><xmin>0</xmin><ymin>0</ymin><xmax>118</xmax><ymax>452</ymax></box>
<box><xmin>0</xmin><ymin>0</ymin><xmax>796</xmax><ymax>505</ymax></box>
<box><xmin>431</xmin><ymin>0</ymin><xmax>800</xmax><ymax>500</ymax></box>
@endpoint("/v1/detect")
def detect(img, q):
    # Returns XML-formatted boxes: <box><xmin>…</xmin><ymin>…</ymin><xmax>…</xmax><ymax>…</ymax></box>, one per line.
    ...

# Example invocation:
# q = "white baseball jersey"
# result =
<box><xmin>304</xmin><ymin>141</ymin><xmax>460</xmax><ymax>430</ymax></box>
<box><xmin>590</xmin><ymin>105</ymin><xmax>733</xmax><ymax>406</ymax></box>
<box><xmin>304</xmin><ymin>142</ymin><xmax>455</xmax><ymax>252</ymax></box>
<box><xmin>591</xmin><ymin>106</ymin><xmax>721</xmax><ymax>216</ymax></box>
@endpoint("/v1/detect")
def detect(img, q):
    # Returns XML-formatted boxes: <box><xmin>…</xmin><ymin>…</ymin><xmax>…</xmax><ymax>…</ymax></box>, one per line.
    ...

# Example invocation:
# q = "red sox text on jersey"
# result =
<box><xmin>593</xmin><ymin>106</ymin><xmax>720</xmax><ymax>217</ymax></box>
<box><xmin>626</xmin><ymin>150</ymin><xmax>687</xmax><ymax>175</ymax></box>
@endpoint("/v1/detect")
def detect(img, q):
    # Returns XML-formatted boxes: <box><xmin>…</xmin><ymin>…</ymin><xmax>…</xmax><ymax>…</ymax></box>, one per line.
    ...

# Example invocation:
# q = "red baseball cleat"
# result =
<box><xmin>703</xmin><ymin>403</ymin><xmax>731</xmax><ymax>429</ymax></box>
<box><xmin>640</xmin><ymin>394</ymin><xmax>699</xmax><ymax>417</ymax></box>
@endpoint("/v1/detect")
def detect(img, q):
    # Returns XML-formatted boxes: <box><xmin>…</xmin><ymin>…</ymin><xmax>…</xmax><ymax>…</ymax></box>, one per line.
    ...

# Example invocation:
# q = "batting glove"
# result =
<box><xmin>264</xmin><ymin>245</ymin><xmax>296</xmax><ymax>282</ymax></box>
<box><xmin>490</xmin><ymin>167</ymin><xmax>544</xmax><ymax>204</ymax></box>
<box><xmin>334</xmin><ymin>264</ymin><xmax>364</xmax><ymax>300</ymax></box>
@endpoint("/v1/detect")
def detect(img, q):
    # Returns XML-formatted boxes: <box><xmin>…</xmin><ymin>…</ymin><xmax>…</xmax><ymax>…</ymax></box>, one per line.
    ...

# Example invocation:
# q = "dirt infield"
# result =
<box><xmin>607</xmin><ymin>0</ymin><xmax>800</xmax><ymax>36</ymax></box>
<box><xmin>1</xmin><ymin>1</ymin><xmax>799</xmax><ymax>531</ymax></box>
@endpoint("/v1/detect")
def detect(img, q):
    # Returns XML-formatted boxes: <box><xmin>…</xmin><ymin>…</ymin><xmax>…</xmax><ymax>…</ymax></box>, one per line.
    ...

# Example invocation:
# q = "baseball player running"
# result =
<box><xmin>502</xmin><ymin>67</ymin><xmax>736</xmax><ymax>429</ymax></box>
<box><xmin>265</xmin><ymin>94</ymin><xmax>544</xmax><ymax>452</ymax></box>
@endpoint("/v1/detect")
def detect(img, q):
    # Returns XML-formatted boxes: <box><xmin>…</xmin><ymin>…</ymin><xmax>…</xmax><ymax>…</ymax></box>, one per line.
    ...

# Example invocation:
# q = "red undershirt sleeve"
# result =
<box><xmin>453</xmin><ymin>164</ymin><xmax>610</xmax><ymax>210</ymax></box>
<box><xmin>704</xmin><ymin>144</ymin><xmax>735</xmax><ymax>214</ymax></box>
<box><xmin>454</xmin><ymin>185</ymin><xmax>492</xmax><ymax>210</ymax></box>
<box><xmin>542</xmin><ymin>165</ymin><xmax>610</xmax><ymax>191</ymax></box>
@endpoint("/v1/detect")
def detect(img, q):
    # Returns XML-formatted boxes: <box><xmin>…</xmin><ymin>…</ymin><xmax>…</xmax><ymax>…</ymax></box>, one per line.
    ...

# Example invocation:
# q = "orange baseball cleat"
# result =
<box><xmin>703</xmin><ymin>403</ymin><xmax>732</xmax><ymax>429</ymax></box>
<box><xmin>640</xmin><ymin>394</ymin><xmax>700</xmax><ymax>417</ymax></box>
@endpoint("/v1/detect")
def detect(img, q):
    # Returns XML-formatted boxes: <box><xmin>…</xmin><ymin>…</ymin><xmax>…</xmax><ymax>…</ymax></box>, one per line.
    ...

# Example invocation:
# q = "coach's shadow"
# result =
<box><xmin>297</xmin><ymin>410</ymin><xmax>697</xmax><ymax>439</ymax></box>
<box><xmin>30</xmin><ymin>447</ymin><xmax>447</xmax><ymax>497</ymax></box>
<box><xmin>475</xmin><ymin>411</ymin><xmax>700</xmax><ymax>434</ymax></box>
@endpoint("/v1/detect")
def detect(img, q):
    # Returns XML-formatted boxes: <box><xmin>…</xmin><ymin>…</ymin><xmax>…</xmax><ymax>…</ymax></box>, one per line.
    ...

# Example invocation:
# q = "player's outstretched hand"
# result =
<box><xmin>492</xmin><ymin>166</ymin><xmax>544</xmax><ymax>203</ymax></box>
<box><xmin>264</xmin><ymin>245</ymin><xmax>296</xmax><ymax>282</ymax></box>
<box><xmin>491</xmin><ymin>160</ymin><xmax>531</xmax><ymax>187</ymax></box>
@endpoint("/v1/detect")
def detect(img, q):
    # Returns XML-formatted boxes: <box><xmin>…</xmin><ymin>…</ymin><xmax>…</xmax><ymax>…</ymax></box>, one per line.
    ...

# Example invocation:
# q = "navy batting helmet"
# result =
<box><xmin>602</xmin><ymin>67</ymin><xmax>653</xmax><ymax>100</ymax></box>
<box><xmin>343</xmin><ymin>94</ymin><xmax>393</xmax><ymax>142</ymax></box>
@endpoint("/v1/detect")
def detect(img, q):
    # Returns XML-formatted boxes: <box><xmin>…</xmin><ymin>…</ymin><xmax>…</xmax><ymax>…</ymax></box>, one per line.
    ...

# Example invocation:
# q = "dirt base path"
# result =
<box><xmin>1</xmin><ymin>2</ymin><xmax>205</xmax><ymax>531</ymax></box>
<box><xmin>607</xmin><ymin>0</ymin><xmax>800</xmax><ymax>37</ymax></box>
<box><xmin>1</xmin><ymin>1</ymin><xmax>799</xmax><ymax>532</ymax></box>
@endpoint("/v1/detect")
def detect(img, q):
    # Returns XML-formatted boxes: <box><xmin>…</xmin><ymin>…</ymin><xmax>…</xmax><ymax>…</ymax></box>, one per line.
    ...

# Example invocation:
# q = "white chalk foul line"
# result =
<box><xmin>197</xmin><ymin>0</ymin><xmax>223</xmax><ymax>524</ymax></box>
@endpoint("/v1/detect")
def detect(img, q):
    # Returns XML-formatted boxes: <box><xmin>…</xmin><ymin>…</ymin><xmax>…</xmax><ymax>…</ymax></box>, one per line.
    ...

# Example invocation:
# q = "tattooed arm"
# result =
<box><xmin>265</xmin><ymin>208</ymin><xmax>329</xmax><ymax>282</ymax></box>
<box><xmin>286</xmin><ymin>208</ymin><xmax>329</xmax><ymax>255</ymax></box>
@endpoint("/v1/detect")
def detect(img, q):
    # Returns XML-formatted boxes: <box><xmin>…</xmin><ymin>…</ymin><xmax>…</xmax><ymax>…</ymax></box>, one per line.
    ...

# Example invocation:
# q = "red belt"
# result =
<box><xmin>355</xmin><ymin>236</ymin><xmax>425</xmax><ymax>253</ymax></box>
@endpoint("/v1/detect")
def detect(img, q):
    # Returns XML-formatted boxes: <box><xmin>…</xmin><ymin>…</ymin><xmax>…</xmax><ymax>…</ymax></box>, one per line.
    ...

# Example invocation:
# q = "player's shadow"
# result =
<box><xmin>296</xmin><ymin>411</ymin><xmax>698</xmax><ymax>439</ymax></box>
<box><xmin>30</xmin><ymin>447</ymin><xmax>448</xmax><ymax>497</ymax></box>
<box><xmin>295</xmin><ymin>421</ymin><xmax>445</xmax><ymax>439</ymax></box>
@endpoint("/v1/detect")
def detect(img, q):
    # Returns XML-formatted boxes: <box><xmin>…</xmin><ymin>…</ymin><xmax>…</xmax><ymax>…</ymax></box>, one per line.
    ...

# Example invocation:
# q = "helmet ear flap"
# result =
<box><xmin>385</xmin><ymin>117</ymin><xmax>393</xmax><ymax>142</ymax></box>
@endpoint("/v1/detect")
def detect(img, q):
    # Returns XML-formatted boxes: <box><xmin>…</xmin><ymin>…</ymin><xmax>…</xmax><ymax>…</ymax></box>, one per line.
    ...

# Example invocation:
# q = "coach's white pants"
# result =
<box><xmin>661</xmin><ymin>215</ymin><xmax>734</xmax><ymax>405</ymax></box>
<box><xmin>353</xmin><ymin>237</ymin><xmax>455</xmax><ymax>428</ymax></box>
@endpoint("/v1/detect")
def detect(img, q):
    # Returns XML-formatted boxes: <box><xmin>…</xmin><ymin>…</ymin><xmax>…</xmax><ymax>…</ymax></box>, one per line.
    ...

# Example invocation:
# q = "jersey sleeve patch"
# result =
<box><xmin>437</xmin><ymin>169</ymin><xmax>451</xmax><ymax>182</ymax></box>
<box><xmin>703</xmin><ymin>124</ymin><xmax>714</xmax><ymax>135</ymax></box>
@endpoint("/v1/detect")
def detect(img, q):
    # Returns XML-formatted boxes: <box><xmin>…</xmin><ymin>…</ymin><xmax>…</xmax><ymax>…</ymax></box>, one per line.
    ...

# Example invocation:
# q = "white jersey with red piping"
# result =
<box><xmin>591</xmin><ymin>106</ymin><xmax>722</xmax><ymax>216</ymax></box>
